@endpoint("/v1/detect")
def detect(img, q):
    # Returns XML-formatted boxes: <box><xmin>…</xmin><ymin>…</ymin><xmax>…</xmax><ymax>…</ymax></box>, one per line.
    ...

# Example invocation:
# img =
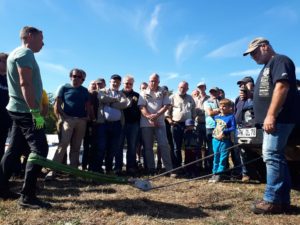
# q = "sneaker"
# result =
<box><xmin>208</xmin><ymin>175</ymin><xmax>216</xmax><ymax>183</ymax></box>
<box><xmin>0</xmin><ymin>190</ymin><xmax>20</xmax><ymax>200</ymax></box>
<box><xmin>213</xmin><ymin>175</ymin><xmax>222</xmax><ymax>183</ymax></box>
<box><xmin>19</xmin><ymin>195</ymin><xmax>52</xmax><ymax>209</ymax></box>
<box><xmin>251</xmin><ymin>200</ymin><xmax>284</xmax><ymax>214</ymax></box>
<box><xmin>208</xmin><ymin>175</ymin><xmax>222</xmax><ymax>183</ymax></box>
<box><xmin>44</xmin><ymin>171</ymin><xmax>56</xmax><ymax>181</ymax></box>
<box><xmin>170</xmin><ymin>173</ymin><xmax>177</xmax><ymax>178</ymax></box>
<box><xmin>242</xmin><ymin>175</ymin><xmax>250</xmax><ymax>183</ymax></box>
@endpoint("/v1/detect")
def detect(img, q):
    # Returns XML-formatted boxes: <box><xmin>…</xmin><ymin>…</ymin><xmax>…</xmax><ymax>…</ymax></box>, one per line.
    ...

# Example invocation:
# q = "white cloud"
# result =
<box><xmin>175</xmin><ymin>35</ymin><xmax>199</xmax><ymax>64</ymax></box>
<box><xmin>264</xmin><ymin>6</ymin><xmax>298</xmax><ymax>23</ymax></box>
<box><xmin>144</xmin><ymin>5</ymin><xmax>161</xmax><ymax>51</ymax></box>
<box><xmin>160</xmin><ymin>72</ymin><xmax>190</xmax><ymax>83</ymax></box>
<box><xmin>229</xmin><ymin>69</ymin><xmax>261</xmax><ymax>77</ymax></box>
<box><xmin>206</xmin><ymin>37</ymin><xmax>249</xmax><ymax>58</ymax></box>
<box><xmin>39</xmin><ymin>61</ymin><xmax>69</xmax><ymax>76</ymax></box>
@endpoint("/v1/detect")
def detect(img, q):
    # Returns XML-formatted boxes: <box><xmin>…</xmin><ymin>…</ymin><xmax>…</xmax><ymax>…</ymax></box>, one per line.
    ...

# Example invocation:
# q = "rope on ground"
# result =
<box><xmin>148</xmin><ymin>143</ymin><xmax>244</xmax><ymax>181</ymax></box>
<box><xmin>149</xmin><ymin>155</ymin><xmax>263</xmax><ymax>191</ymax></box>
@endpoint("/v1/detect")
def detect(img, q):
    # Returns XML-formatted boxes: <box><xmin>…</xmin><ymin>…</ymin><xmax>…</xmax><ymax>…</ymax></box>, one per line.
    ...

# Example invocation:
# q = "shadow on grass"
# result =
<box><xmin>40</xmin><ymin>179</ymin><xmax>117</xmax><ymax>197</ymax></box>
<box><xmin>46</xmin><ymin>197</ymin><xmax>209</xmax><ymax>219</ymax></box>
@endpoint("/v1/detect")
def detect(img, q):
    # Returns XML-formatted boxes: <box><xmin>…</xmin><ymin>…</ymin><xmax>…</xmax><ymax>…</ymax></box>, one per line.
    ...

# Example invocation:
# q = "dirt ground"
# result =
<box><xmin>1</xmin><ymin>174</ymin><xmax>300</xmax><ymax>225</ymax></box>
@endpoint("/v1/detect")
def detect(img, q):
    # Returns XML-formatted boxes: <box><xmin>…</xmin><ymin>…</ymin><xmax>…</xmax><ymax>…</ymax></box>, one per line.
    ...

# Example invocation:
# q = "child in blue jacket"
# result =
<box><xmin>209</xmin><ymin>98</ymin><xmax>236</xmax><ymax>183</ymax></box>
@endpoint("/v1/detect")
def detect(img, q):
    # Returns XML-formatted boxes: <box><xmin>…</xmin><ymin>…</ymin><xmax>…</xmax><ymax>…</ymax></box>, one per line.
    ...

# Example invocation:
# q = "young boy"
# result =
<box><xmin>183</xmin><ymin>119</ymin><xmax>201</xmax><ymax>178</ymax></box>
<box><xmin>209</xmin><ymin>98</ymin><xmax>236</xmax><ymax>183</ymax></box>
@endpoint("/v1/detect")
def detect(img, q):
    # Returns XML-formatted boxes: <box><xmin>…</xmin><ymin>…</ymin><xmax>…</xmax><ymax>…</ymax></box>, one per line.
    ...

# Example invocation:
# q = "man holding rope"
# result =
<box><xmin>243</xmin><ymin>37</ymin><xmax>297</xmax><ymax>214</ymax></box>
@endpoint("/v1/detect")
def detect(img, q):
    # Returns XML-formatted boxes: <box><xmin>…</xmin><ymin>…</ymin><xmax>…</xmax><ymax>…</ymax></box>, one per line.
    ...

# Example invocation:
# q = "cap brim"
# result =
<box><xmin>243</xmin><ymin>46</ymin><xmax>259</xmax><ymax>56</ymax></box>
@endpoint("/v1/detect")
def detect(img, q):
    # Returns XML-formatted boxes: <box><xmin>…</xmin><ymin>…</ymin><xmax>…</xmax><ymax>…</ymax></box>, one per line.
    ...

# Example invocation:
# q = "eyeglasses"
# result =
<box><xmin>71</xmin><ymin>75</ymin><xmax>84</xmax><ymax>81</ymax></box>
<box><xmin>124</xmin><ymin>82</ymin><xmax>133</xmax><ymax>85</ymax></box>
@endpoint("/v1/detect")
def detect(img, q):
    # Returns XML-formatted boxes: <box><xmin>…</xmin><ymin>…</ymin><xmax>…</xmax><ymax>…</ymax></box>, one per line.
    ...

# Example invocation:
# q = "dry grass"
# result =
<box><xmin>1</xmin><ymin>175</ymin><xmax>300</xmax><ymax>225</ymax></box>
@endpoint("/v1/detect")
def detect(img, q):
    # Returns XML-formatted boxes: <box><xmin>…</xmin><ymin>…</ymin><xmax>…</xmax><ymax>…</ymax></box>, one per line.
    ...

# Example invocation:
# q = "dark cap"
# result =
<box><xmin>95</xmin><ymin>78</ymin><xmax>105</xmax><ymax>84</ymax></box>
<box><xmin>237</xmin><ymin>76</ymin><xmax>254</xmax><ymax>85</ymax></box>
<box><xmin>111</xmin><ymin>74</ymin><xmax>122</xmax><ymax>81</ymax></box>
<box><xmin>161</xmin><ymin>85</ymin><xmax>169</xmax><ymax>92</ymax></box>
<box><xmin>185</xmin><ymin>119</ymin><xmax>195</xmax><ymax>126</ymax></box>
<box><xmin>209</xmin><ymin>87</ymin><xmax>219</xmax><ymax>92</ymax></box>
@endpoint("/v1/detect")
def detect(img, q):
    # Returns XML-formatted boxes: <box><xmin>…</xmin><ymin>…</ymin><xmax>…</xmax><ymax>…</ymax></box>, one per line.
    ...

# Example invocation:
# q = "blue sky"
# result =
<box><xmin>1</xmin><ymin>0</ymin><xmax>300</xmax><ymax>100</ymax></box>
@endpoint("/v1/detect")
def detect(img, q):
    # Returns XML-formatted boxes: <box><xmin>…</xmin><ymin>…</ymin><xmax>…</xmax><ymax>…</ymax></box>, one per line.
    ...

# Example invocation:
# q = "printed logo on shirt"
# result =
<box><xmin>259</xmin><ymin>67</ymin><xmax>271</xmax><ymax>97</ymax></box>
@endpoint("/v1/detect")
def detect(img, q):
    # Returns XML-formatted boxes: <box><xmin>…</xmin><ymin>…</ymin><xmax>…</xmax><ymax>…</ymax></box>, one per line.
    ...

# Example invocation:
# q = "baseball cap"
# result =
<box><xmin>237</xmin><ymin>76</ymin><xmax>254</xmax><ymax>85</ymax></box>
<box><xmin>197</xmin><ymin>82</ymin><xmax>206</xmax><ymax>87</ymax></box>
<box><xmin>243</xmin><ymin>37</ymin><xmax>269</xmax><ymax>56</ymax></box>
<box><xmin>209</xmin><ymin>87</ymin><xmax>219</xmax><ymax>92</ymax></box>
<box><xmin>185</xmin><ymin>119</ymin><xmax>195</xmax><ymax>126</ymax></box>
<box><xmin>111</xmin><ymin>74</ymin><xmax>122</xmax><ymax>81</ymax></box>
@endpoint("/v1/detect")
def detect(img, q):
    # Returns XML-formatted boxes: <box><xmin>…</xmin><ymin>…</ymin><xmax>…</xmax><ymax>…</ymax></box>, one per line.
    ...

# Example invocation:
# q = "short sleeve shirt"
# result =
<box><xmin>203</xmin><ymin>98</ymin><xmax>219</xmax><ymax>129</ymax></box>
<box><xmin>167</xmin><ymin>93</ymin><xmax>196</xmax><ymax>122</ymax></box>
<box><xmin>58</xmin><ymin>83</ymin><xmax>89</xmax><ymax>118</ymax></box>
<box><xmin>138</xmin><ymin>87</ymin><xmax>170</xmax><ymax>127</ymax></box>
<box><xmin>253</xmin><ymin>54</ymin><xmax>297</xmax><ymax>123</ymax></box>
<box><xmin>6</xmin><ymin>46</ymin><xmax>43</xmax><ymax>113</ymax></box>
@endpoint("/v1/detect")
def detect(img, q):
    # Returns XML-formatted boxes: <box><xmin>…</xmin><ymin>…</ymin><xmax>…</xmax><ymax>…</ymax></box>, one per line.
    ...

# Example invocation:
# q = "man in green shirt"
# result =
<box><xmin>0</xmin><ymin>26</ymin><xmax>51</xmax><ymax>209</ymax></box>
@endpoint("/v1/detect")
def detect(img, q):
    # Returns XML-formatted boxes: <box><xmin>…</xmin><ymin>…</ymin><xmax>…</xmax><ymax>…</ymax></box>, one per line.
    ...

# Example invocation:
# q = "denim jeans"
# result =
<box><xmin>116</xmin><ymin>122</ymin><xmax>139</xmax><ymax>171</ymax></box>
<box><xmin>262</xmin><ymin>123</ymin><xmax>294</xmax><ymax>204</ymax></box>
<box><xmin>141</xmin><ymin>126</ymin><xmax>173</xmax><ymax>171</ymax></box>
<box><xmin>90</xmin><ymin>121</ymin><xmax>122</xmax><ymax>173</ymax></box>
<box><xmin>0</xmin><ymin>111</ymin><xmax>48</xmax><ymax>197</ymax></box>
<box><xmin>170</xmin><ymin>122</ymin><xmax>185</xmax><ymax>168</ymax></box>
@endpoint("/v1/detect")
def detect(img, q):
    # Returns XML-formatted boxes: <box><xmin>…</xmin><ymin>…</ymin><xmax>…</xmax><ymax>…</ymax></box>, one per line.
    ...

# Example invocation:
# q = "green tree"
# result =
<box><xmin>44</xmin><ymin>93</ymin><xmax>57</xmax><ymax>134</ymax></box>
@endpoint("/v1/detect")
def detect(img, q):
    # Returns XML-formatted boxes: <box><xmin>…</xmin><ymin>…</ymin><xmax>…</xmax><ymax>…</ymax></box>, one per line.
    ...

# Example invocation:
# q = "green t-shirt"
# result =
<box><xmin>6</xmin><ymin>46</ymin><xmax>43</xmax><ymax>113</ymax></box>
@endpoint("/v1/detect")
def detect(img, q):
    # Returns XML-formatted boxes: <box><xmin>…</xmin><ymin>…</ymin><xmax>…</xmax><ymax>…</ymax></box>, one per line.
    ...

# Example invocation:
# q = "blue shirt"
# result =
<box><xmin>213</xmin><ymin>114</ymin><xmax>236</xmax><ymax>139</ymax></box>
<box><xmin>58</xmin><ymin>83</ymin><xmax>89</xmax><ymax>118</ymax></box>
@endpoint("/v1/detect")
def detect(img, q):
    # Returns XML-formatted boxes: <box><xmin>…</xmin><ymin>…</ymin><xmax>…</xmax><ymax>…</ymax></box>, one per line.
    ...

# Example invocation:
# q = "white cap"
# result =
<box><xmin>197</xmin><ymin>82</ymin><xmax>206</xmax><ymax>87</ymax></box>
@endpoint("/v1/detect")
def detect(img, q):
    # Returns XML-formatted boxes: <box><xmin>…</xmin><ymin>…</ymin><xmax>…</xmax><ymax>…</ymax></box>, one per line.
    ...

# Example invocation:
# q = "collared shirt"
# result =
<box><xmin>166</xmin><ymin>93</ymin><xmax>196</xmax><ymax>122</ymax></box>
<box><xmin>138</xmin><ymin>87</ymin><xmax>170</xmax><ymax>127</ymax></box>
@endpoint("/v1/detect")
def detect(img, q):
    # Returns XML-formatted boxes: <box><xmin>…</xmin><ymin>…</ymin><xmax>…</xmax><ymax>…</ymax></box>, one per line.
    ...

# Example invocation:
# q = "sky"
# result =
<box><xmin>1</xmin><ymin>0</ymin><xmax>300</xmax><ymax>100</ymax></box>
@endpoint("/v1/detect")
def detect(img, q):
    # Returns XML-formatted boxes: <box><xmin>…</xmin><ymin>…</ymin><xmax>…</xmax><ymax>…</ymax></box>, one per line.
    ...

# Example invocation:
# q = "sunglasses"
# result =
<box><xmin>71</xmin><ymin>75</ymin><xmax>84</xmax><ymax>81</ymax></box>
<box><xmin>250</xmin><ymin>44</ymin><xmax>263</xmax><ymax>57</ymax></box>
<box><xmin>124</xmin><ymin>82</ymin><xmax>133</xmax><ymax>85</ymax></box>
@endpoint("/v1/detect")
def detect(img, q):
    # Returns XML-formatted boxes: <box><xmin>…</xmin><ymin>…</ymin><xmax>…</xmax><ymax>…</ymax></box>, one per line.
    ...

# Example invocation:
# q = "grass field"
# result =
<box><xmin>1</xmin><ymin>174</ymin><xmax>300</xmax><ymax>225</ymax></box>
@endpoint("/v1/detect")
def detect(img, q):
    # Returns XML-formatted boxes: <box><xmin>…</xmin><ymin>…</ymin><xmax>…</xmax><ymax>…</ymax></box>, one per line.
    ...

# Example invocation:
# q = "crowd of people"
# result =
<box><xmin>0</xmin><ymin>26</ymin><xmax>299</xmax><ymax>215</ymax></box>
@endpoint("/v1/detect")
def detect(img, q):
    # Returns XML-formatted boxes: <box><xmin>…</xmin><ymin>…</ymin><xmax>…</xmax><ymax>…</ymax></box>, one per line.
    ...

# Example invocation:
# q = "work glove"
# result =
<box><xmin>30</xmin><ymin>109</ymin><xmax>45</xmax><ymax>129</ymax></box>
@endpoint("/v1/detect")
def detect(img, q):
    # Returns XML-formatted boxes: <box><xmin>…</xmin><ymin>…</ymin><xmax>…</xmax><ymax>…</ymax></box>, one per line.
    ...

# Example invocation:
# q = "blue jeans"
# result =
<box><xmin>263</xmin><ymin>123</ymin><xmax>294</xmax><ymax>204</ymax></box>
<box><xmin>170</xmin><ymin>122</ymin><xmax>185</xmax><ymax>168</ymax></box>
<box><xmin>212</xmin><ymin>138</ymin><xmax>231</xmax><ymax>174</ymax></box>
<box><xmin>89</xmin><ymin>121</ymin><xmax>122</xmax><ymax>173</ymax></box>
<box><xmin>116</xmin><ymin>122</ymin><xmax>139</xmax><ymax>171</ymax></box>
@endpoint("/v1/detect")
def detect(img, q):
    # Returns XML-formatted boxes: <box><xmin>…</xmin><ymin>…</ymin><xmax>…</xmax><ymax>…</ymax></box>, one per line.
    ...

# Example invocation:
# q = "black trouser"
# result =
<box><xmin>205</xmin><ymin>128</ymin><xmax>214</xmax><ymax>172</ymax></box>
<box><xmin>0</xmin><ymin>111</ymin><xmax>48</xmax><ymax>197</ymax></box>
<box><xmin>0</xmin><ymin>112</ymin><xmax>12</xmax><ymax>160</ymax></box>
